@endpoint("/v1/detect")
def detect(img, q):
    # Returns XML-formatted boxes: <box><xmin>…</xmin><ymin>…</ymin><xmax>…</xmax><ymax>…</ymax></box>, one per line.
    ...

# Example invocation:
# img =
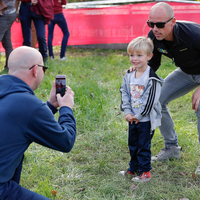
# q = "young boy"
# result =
<box><xmin>119</xmin><ymin>36</ymin><xmax>164</xmax><ymax>182</ymax></box>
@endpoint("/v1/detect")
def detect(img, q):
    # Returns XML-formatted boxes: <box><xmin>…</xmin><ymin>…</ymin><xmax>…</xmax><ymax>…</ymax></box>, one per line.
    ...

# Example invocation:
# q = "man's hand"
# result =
<box><xmin>192</xmin><ymin>86</ymin><xmax>200</xmax><ymax>112</ymax></box>
<box><xmin>15</xmin><ymin>1</ymin><xmax>20</xmax><ymax>22</ymax></box>
<box><xmin>129</xmin><ymin>66</ymin><xmax>136</xmax><ymax>73</ymax></box>
<box><xmin>49</xmin><ymin>81</ymin><xmax>59</xmax><ymax>108</ymax></box>
<box><xmin>57</xmin><ymin>86</ymin><xmax>74</xmax><ymax>109</ymax></box>
<box><xmin>125</xmin><ymin>113</ymin><xmax>139</xmax><ymax>124</ymax></box>
<box><xmin>15</xmin><ymin>14</ymin><xmax>20</xmax><ymax>23</ymax></box>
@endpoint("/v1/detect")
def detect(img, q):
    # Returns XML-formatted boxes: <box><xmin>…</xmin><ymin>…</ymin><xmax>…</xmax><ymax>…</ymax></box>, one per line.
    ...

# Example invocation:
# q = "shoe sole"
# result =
<box><xmin>151</xmin><ymin>156</ymin><xmax>181</xmax><ymax>162</ymax></box>
<box><xmin>132</xmin><ymin>177</ymin><xmax>151</xmax><ymax>182</ymax></box>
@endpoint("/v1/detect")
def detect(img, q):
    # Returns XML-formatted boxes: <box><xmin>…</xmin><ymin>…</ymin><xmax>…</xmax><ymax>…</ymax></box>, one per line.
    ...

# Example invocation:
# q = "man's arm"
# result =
<box><xmin>15</xmin><ymin>1</ymin><xmax>20</xmax><ymax>22</ymax></box>
<box><xmin>27</xmin><ymin>81</ymin><xmax>76</xmax><ymax>153</ymax></box>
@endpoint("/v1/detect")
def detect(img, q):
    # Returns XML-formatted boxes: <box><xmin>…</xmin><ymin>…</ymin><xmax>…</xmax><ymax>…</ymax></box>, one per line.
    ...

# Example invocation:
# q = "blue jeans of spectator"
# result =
<box><xmin>19</xmin><ymin>2</ymin><xmax>48</xmax><ymax>59</ymax></box>
<box><xmin>48</xmin><ymin>13</ymin><xmax>70</xmax><ymax>58</ymax></box>
<box><xmin>128</xmin><ymin>121</ymin><xmax>154</xmax><ymax>174</ymax></box>
<box><xmin>0</xmin><ymin>155</ymin><xmax>50</xmax><ymax>200</ymax></box>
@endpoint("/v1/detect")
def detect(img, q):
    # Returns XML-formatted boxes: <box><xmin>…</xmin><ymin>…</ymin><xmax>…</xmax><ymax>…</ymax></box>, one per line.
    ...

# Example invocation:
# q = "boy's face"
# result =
<box><xmin>129</xmin><ymin>50</ymin><xmax>153</xmax><ymax>70</ymax></box>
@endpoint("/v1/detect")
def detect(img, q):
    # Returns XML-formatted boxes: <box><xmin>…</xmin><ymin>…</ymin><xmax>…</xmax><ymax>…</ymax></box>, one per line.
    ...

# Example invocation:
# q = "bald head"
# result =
<box><xmin>8</xmin><ymin>46</ymin><xmax>43</xmax><ymax>74</ymax></box>
<box><xmin>150</xmin><ymin>2</ymin><xmax>174</xmax><ymax>19</ymax></box>
<box><xmin>8</xmin><ymin>46</ymin><xmax>45</xmax><ymax>90</ymax></box>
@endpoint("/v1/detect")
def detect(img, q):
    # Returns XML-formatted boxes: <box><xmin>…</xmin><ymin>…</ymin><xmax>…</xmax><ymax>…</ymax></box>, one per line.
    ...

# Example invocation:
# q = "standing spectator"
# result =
<box><xmin>0</xmin><ymin>0</ymin><xmax>17</xmax><ymax>70</ymax></box>
<box><xmin>120</xmin><ymin>36</ymin><xmax>164</xmax><ymax>182</ymax></box>
<box><xmin>16</xmin><ymin>0</ymin><xmax>53</xmax><ymax>63</ymax></box>
<box><xmin>48</xmin><ymin>0</ymin><xmax>70</xmax><ymax>61</ymax></box>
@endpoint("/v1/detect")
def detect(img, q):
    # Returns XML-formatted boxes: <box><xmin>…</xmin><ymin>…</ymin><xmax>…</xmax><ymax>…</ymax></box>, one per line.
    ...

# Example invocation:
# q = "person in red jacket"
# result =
<box><xmin>48</xmin><ymin>0</ymin><xmax>70</xmax><ymax>61</ymax></box>
<box><xmin>16</xmin><ymin>0</ymin><xmax>54</xmax><ymax>63</ymax></box>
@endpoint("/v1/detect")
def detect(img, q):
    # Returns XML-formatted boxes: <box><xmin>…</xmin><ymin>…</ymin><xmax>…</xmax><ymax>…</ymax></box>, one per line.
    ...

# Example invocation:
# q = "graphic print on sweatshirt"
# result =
<box><xmin>130</xmin><ymin>84</ymin><xmax>144</xmax><ymax>113</ymax></box>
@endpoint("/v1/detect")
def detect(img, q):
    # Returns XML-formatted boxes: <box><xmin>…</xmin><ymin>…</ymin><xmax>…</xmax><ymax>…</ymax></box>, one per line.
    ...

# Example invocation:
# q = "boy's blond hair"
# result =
<box><xmin>127</xmin><ymin>36</ymin><xmax>154</xmax><ymax>55</ymax></box>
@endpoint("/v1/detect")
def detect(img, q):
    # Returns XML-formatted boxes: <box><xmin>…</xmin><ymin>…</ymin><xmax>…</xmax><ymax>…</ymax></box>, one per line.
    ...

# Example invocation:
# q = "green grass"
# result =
<box><xmin>1</xmin><ymin>47</ymin><xmax>200</xmax><ymax>199</ymax></box>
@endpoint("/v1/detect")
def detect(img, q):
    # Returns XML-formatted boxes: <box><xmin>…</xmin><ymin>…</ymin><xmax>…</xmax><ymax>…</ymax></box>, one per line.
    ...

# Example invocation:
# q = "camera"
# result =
<box><xmin>55</xmin><ymin>75</ymin><xmax>66</xmax><ymax>97</ymax></box>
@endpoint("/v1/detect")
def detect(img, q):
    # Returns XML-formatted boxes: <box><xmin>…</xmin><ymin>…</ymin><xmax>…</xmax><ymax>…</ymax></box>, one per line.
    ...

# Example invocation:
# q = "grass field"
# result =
<box><xmin>1</xmin><ymin>47</ymin><xmax>200</xmax><ymax>199</ymax></box>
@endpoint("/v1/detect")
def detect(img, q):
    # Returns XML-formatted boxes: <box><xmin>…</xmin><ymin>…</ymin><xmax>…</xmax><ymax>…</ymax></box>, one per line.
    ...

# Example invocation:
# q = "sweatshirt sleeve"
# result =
<box><xmin>134</xmin><ymin>79</ymin><xmax>161</xmax><ymax>120</ymax></box>
<box><xmin>120</xmin><ymin>73</ymin><xmax>132</xmax><ymax>116</ymax></box>
<box><xmin>27</xmin><ymin>103</ymin><xmax>76</xmax><ymax>153</ymax></box>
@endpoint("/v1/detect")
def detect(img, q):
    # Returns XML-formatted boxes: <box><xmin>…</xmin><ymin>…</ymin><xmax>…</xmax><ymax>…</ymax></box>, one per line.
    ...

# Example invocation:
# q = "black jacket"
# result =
<box><xmin>148</xmin><ymin>21</ymin><xmax>200</xmax><ymax>74</ymax></box>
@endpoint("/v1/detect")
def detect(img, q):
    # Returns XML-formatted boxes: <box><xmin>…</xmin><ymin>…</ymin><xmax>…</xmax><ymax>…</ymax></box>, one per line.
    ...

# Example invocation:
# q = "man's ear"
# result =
<box><xmin>172</xmin><ymin>17</ymin><xmax>176</xmax><ymax>26</ymax></box>
<box><xmin>30</xmin><ymin>65</ymin><xmax>38</xmax><ymax>78</ymax></box>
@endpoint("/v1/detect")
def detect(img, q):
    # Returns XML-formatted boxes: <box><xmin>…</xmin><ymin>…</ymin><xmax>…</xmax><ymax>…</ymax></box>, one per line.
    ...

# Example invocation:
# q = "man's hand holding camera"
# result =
<box><xmin>57</xmin><ymin>86</ymin><xmax>74</xmax><ymax>109</ymax></box>
<box><xmin>49</xmin><ymin>82</ymin><xmax>74</xmax><ymax>109</ymax></box>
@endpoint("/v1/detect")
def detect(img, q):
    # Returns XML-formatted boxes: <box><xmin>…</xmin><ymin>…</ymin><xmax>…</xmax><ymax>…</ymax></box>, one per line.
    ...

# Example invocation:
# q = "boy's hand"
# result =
<box><xmin>125</xmin><ymin>113</ymin><xmax>139</xmax><ymax>124</ymax></box>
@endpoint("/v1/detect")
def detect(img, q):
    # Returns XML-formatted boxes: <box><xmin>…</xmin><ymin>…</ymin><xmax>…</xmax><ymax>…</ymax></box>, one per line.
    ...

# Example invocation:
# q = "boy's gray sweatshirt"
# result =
<box><xmin>120</xmin><ymin>67</ymin><xmax>164</xmax><ymax>131</ymax></box>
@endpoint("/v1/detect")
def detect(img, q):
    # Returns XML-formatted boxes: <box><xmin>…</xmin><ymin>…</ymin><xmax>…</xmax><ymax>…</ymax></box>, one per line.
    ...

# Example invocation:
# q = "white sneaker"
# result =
<box><xmin>59</xmin><ymin>57</ymin><xmax>67</xmax><ymax>61</ymax></box>
<box><xmin>50</xmin><ymin>56</ymin><xmax>54</xmax><ymax>60</ymax></box>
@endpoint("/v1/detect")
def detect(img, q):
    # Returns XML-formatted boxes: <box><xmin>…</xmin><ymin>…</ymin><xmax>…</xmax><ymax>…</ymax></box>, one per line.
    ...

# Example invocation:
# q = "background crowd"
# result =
<box><xmin>0</xmin><ymin>0</ymin><xmax>69</xmax><ymax>70</ymax></box>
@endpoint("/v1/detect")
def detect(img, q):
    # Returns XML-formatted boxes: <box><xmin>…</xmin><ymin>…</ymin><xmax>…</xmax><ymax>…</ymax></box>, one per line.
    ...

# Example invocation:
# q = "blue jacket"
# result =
<box><xmin>0</xmin><ymin>75</ymin><xmax>76</xmax><ymax>183</ymax></box>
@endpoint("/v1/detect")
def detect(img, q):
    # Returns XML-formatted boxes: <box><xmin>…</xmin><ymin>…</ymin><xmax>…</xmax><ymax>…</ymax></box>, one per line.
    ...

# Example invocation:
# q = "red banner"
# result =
<box><xmin>1</xmin><ymin>2</ymin><xmax>200</xmax><ymax>51</ymax></box>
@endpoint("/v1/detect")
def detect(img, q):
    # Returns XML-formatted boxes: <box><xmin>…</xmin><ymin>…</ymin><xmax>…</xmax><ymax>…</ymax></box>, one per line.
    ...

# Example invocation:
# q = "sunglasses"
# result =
<box><xmin>29</xmin><ymin>64</ymin><xmax>48</xmax><ymax>73</ymax></box>
<box><xmin>147</xmin><ymin>16</ymin><xmax>174</xmax><ymax>29</ymax></box>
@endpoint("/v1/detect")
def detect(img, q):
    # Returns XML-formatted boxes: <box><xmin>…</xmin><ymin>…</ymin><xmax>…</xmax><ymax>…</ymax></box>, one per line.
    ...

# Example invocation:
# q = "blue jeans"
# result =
<box><xmin>128</xmin><ymin>121</ymin><xmax>154</xmax><ymax>173</ymax></box>
<box><xmin>159</xmin><ymin>68</ymin><xmax>200</xmax><ymax>148</ymax></box>
<box><xmin>0</xmin><ymin>156</ymin><xmax>50</xmax><ymax>200</ymax></box>
<box><xmin>48</xmin><ymin>13</ymin><xmax>70</xmax><ymax>58</ymax></box>
<box><xmin>19</xmin><ymin>2</ymin><xmax>48</xmax><ymax>58</ymax></box>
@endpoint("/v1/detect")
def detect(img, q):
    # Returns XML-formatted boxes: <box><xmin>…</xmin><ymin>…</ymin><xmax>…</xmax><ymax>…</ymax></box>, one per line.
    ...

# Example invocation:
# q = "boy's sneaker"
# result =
<box><xmin>132</xmin><ymin>171</ymin><xmax>151</xmax><ymax>183</ymax></box>
<box><xmin>59</xmin><ymin>56</ymin><xmax>67</xmax><ymax>61</ymax></box>
<box><xmin>119</xmin><ymin>169</ymin><xmax>136</xmax><ymax>177</ymax></box>
<box><xmin>151</xmin><ymin>146</ymin><xmax>182</xmax><ymax>162</ymax></box>
<box><xmin>50</xmin><ymin>56</ymin><xmax>54</xmax><ymax>60</ymax></box>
